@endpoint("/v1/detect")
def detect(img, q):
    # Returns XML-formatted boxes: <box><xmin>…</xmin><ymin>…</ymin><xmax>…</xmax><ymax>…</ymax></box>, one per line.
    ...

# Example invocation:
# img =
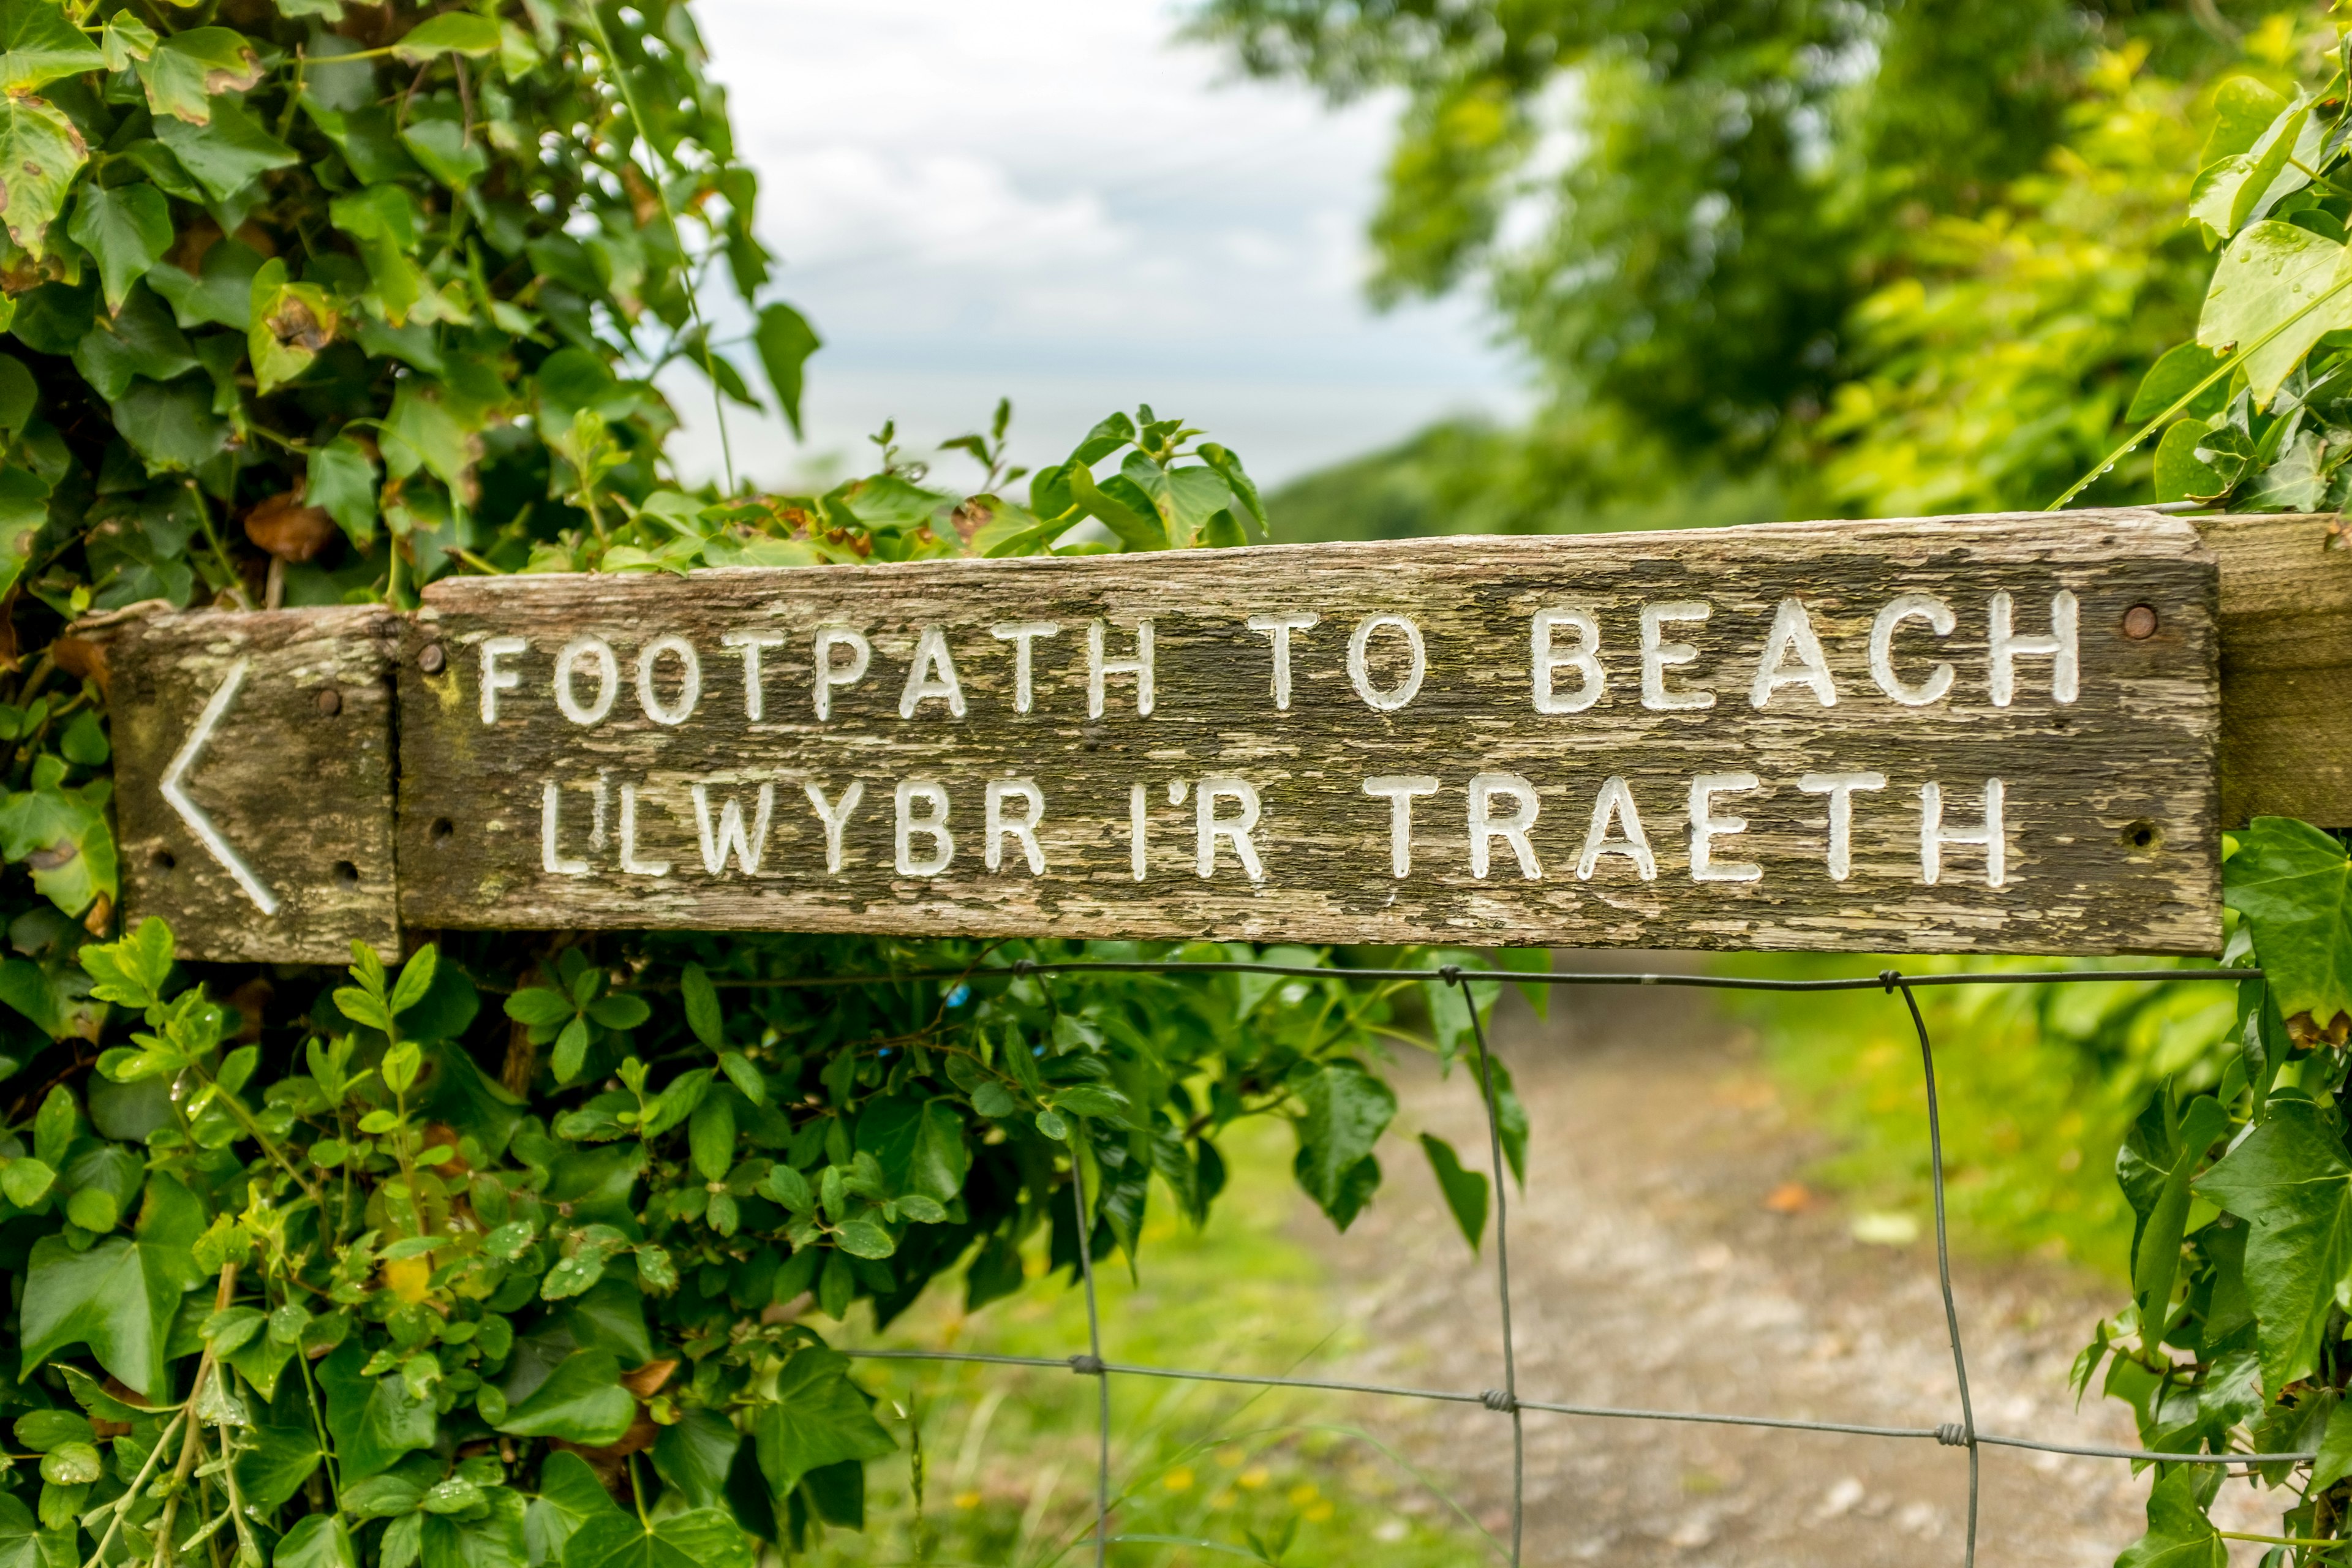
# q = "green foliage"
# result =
<box><xmin>0</xmin><ymin>1</ymin><xmax>1521</xmax><ymax>1561</ymax></box>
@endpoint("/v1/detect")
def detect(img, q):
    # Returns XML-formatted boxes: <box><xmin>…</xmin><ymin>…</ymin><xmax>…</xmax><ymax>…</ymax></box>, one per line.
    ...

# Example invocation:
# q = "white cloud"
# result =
<box><xmin>669</xmin><ymin>0</ymin><xmax>1527</xmax><ymax>489</ymax></box>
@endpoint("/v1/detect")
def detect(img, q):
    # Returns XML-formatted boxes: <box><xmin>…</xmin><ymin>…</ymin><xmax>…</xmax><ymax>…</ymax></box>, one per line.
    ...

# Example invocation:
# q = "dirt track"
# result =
<box><xmin>1305</xmin><ymin>966</ymin><xmax>2291</xmax><ymax>1566</ymax></box>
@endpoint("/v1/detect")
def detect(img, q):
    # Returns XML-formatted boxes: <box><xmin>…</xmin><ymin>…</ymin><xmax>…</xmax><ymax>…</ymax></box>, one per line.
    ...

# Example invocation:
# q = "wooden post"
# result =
<box><xmin>94</xmin><ymin>605</ymin><xmax>399</xmax><ymax>963</ymax></box>
<box><xmin>89</xmin><ymin>508</ymin><xmax>2351</xmax><ymax>962</ymax></box>
<box><xmin>2197</xmin><ymin>513</ymin><xmax>2352</xmax><ymax>829</ymax></box>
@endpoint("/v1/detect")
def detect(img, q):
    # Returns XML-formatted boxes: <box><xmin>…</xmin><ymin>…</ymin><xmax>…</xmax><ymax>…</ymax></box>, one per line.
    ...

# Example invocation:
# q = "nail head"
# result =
<box><xmin>418</xmin><ymin>644</ymin><xmax>446</xmax><ymax>674</ymax></box>
<box><xmin>2122</xmin><ymin>604</ymin><xmax>2159</xmax><ymax>640</ymax></box>
<box><xmin>316</xmin><ymin>688</ymin><xmax>342</xmax><ymax>716</ymax></box>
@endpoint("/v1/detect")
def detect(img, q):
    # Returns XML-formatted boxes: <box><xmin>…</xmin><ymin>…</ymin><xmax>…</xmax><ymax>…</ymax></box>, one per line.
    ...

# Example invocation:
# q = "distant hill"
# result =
<box><xmin>1263</xmin><ymin>417</ymin><xmax>1789</xmax><ymax>543</ymax></box>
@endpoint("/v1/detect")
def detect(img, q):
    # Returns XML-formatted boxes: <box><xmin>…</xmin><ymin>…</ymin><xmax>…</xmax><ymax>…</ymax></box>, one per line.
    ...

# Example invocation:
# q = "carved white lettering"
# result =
<box><xmin>1248</xmin><ymin>612</ymin><xmax>1321</xmax><ymax>710</ymax></box>
<box><xmin>1796</xmin><ymin>771</ymin><xmax>1887</xmax><ymax>881</ymax></box>
<box><xmin>1749</xmin><ymin>598</ymin><xmax>1837</xmax><ymax>709</ymax></box>
<box><xmin>985</xmin><ymin>779</ymin><xmax>1046</xmax><ymax>874</ymax></box>
<box><xmin>899</xmin><ymin>626</ymin><xmax>968</xmax><ymax>718</ymax></box>
<box><xmin>635</xmin><ymin>635</ymin><xmax>701</xmax><ymax>726</ymax></box>
<box><xmin>1576</xmin><ymin>776</ymin><xmax>1656</xmax><ymax>881</ymax></box>
<box><xmin>692</xmin><ymin>782</ymin><xmax>774</xmax><ymax>875</ymax></box>
<box><xmin>1087</xmin><ymin>619</ymin><xmax>1155</xmax><ymax>718</ymax></box>
<box><xmin>1640</xmin><ymin>602</ymin><xmax>1714</xmax><ymax>711</ymax></box>
<box><xmin>802</xmin><ymin>780</ymin><xmax>864</xmax><ymax>875</ymax></box>
<box><xmin>720</xmin><ymin>630</ymin><xmax>787</xmax><ymax>720</ymax></box>
<box><xmin>990</xmin><ymin>621</ymin><xmax>1060</xmax><ymax>714</ymax></box>
<box><xmin>813</xmin><ymin>628</ymin><xmax>872</xmax><ymax>720</ymax></box>
<box><xmin>540</xmin><ymin>781</ymin><xmax>588</xmax><ymax>875</ymax></box>
<box><xmin>619</xmin><ymin>783</ymin><xmax>670</xmax><ymax>876</ymax></box>
<box><xmin>1195</xmin><ymin>777</ymin><xmax>1265</xmax><ymax>880</ymax></box>
<box><xmin>1347</xmin><ymin>614</ymin><xmax>1427</xmax><ymax>712</ymax></box>
<box><xmin>895</xmin><ymin>780</ymin><xmax>954</xmax><ymax>876</ymax></box>
<box><xmin>1921</xmin><ymin>778</ymin><xmax>2007</xmax><ymax>887</ymax></box>
<box><xmin>1362</xmin><ymin>774</ymin><xmax>1439</xmax><ymax>878</ymax></box>
<box><xmin>1989</xmin><ymin>590</ymin><xmax>2079</xmax><ymax>707</ymax></box>
<box><xmin>554</xmin><ymin>636</ymin><xmax>619</xmax><ymax>725</ymax></box>
<box><xmin>479</xmin><ymin>635</ymin><xmax>526</xmax><ymax>723</ymax></box>
<box><xmin>1468</xmin><ymin>772</ymin><xmax>1540</xmax><ymax>880</ymax></box>
<box><xmin>1689</xmin><ymin>772</ymin><xmax>1762</xmax><ymax>882</ymax></box>
<box><xmin>1531</xmin><ymin>609</ymin><xmax>1603</xmax><ymax>715</ymax></box>
<box><xmin>1129</xmin><ymin>782</ymin><xmax>1147</xmax><ymax>881</ymax></box>
<box><xmin>1869</xmin><ymin>594</ymin><xmax>1956</xmax><ymax>707</ymax></box>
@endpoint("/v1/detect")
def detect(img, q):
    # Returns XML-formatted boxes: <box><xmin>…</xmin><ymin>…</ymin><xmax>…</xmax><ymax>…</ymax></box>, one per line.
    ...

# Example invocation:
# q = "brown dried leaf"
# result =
<box><xmin>243</xmin><ymin>492</ymin><xmax>339</xmax><ymax>562</ymax></box>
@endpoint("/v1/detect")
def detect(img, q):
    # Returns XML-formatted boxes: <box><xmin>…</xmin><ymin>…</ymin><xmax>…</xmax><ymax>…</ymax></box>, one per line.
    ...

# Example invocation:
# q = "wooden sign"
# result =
<box><xmin>98</xmin><ymin>605</ymin><xmax>399</xmax><ymax>963</ymax></box>
<box><xmin>377</xmin><ymin>511</ymin><xmax>2221</xmax><ymax>955</ymax></box>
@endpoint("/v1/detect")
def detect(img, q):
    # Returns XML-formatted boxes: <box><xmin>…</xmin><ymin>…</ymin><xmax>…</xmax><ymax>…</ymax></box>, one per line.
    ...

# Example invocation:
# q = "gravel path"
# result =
<box><xmin>1300</xmin><ymin>966</ymin><xmax>2291</xmax><ymax>1566</ymax></box>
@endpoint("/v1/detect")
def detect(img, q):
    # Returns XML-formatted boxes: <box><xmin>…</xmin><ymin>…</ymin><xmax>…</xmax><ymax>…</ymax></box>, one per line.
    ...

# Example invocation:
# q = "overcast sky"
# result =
<box><xmin>664</xmin><ymin>0</ymin><xmax>1528</xmax><ymax>494</ymax></box>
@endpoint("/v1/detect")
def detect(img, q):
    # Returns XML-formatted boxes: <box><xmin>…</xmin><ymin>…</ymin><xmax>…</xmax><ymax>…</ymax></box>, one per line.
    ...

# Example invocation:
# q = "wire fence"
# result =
<box><xmin>824</xmin><ymin>956</ymin><xmax>2272</xmax><ymax>1567</ymax></box>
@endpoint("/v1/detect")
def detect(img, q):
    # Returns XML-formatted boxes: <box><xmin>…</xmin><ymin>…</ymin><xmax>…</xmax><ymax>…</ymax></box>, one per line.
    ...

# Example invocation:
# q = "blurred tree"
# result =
<box><xmin>1192</xmin><ymin>0</ymin><xmax>2263</xmax><ymax>518</ymax></box>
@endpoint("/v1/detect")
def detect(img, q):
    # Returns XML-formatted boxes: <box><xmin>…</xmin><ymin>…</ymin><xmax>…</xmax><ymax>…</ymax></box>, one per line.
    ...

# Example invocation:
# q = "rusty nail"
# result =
<box><xmin>418</xmin><ymin>644</ymin><xmax>446</xmax><ymax>674</ymax></box>
<box><xmin>2122</xmin><ymin>604</ymin><xmax>2159</xmax><ymax>640</ymax></box>
<box><xmin>316</xmin><ymin>688</ymin><xmax>342</xmax><ymax>716</ymax></box>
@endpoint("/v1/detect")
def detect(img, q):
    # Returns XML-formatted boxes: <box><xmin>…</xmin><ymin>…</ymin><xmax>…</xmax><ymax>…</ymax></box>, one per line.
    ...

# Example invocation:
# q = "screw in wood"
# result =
<box><xmin>418</xmin><ymin>644</ymin><xmax>447</xmax><ymax>674</ymax></box>
<box><xmin>316</xmin><ymin>688</ymin><xmax>342</xmax><ymax>716</ymax></box>
<box><xmin>2122</xmin><ymin>604</ymin><xmax>2159</xmax><ymax>639</ymax></box>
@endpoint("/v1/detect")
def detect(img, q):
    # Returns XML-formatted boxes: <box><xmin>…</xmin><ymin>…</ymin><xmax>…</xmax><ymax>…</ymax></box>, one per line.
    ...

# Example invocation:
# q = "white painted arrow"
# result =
<box><xmin>160</xmin><ymin>658</ymin><xmax>279</xmax><ymax>916</ymax></box>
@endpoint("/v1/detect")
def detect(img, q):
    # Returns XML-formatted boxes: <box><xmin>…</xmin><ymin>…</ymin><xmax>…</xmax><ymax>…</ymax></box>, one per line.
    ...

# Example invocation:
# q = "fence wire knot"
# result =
<box><xmin>1068</xmin><ymin>1353</ymin><xmax>1106</xmax><ymax>1376</ymax></box>
<box><xmin>1439</xmin><ymin>963</ymin><xmax>1463</xmax><ymax>985</ymax></box>
<box><xmin>1012</xmin><ymin>958</ymin><xmax>1036</xmax><ymax>977</ymax></box>
<box><xmin>1880</xmin><ymin>968</ymin><xmax>1904</xmax><ymax>992</ymax></box>
<box><xmin>1936</xmin><ymin>1422</ymin><xmax>1973</xmax><ymax>1447</ymax></box>
<box><xmin>1480</xmin><ymin>1389</ymin><xmax>1519</xmax><ymax>1414</ymax></box>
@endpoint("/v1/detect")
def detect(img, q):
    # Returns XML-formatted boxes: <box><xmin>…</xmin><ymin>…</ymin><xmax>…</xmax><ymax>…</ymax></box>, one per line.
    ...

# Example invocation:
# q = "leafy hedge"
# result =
<box><xmin>0</xmin><ymin>1</ymin><xmax>1534</xmax><ymax>1562</ymax></box>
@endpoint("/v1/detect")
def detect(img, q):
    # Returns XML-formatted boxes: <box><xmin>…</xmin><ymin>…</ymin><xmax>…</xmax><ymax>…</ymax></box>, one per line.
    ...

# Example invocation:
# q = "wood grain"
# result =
<box><xmin>2198</xmin><ymin>513</ymin><xmax>2352</xmax><ymax>828</ymax></box>
<box><xmin>99</xmin><ymin>605</ymin><xmax>399</xmax><ymax>963</ymax></box>
<box><xmin>393</xmin><ymin>511</ymin><xmax>2222</xmax><ymax>955</ymax></box>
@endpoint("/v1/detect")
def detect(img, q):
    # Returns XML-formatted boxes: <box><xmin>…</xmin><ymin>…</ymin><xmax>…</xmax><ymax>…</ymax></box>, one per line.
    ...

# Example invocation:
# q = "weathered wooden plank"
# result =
<box><xmin>2198</xmin><ymin>513</ymin><xmax>2352</xmax><ymax>828</ymax></box>
<box><xmin>393</xmin><ymin>511</ymin><xmax>2221</xmax><ymax>955</ymax></box>
<box><xmin>95</xmin><ymin>605</ymin><xmax>399</xmax><ymax>963</ymax></box>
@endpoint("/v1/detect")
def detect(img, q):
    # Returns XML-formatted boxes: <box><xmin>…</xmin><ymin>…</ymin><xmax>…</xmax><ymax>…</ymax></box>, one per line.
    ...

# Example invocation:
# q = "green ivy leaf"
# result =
<box><xmin>1291</xmin><ymin>1063</ymin><xmax>1395</xmax><ymax>1230</ymax></box>
<box><xmin>0</xmin><ymin>466</ymin><xmax>48</xmax><ymax>603</ymax></box>
<box><xmin>306</xmin><ymin>435</ymin><xmax>380</xmax><ymax>546</ymax></box>
<box><xmin>137</xmin><ymin>27</ymin><xmax>263</xmax><ymax>126</ymax></box>
<box><xmin>97</xmin><ymin>13</ymin><xmax>154</xmax><ymax>72</ymax></box>
<box><xmin>154</xmin><ymin>99</ymin><xmax>297</xmax><ymax>204</ymax></box>
<box><xmin>72</xmin><ymin>285</ymin><xmax>197</xmax><ymax>402</ymax></box>
<box><xmin>496</xmin><ymin>1349</ymin><xmax>635</xmax><ymax>1445</ymax></box>
<box><xmin>248</xmin><ymin>257</ymin><xmax>340</xmax><ymax>394</ymax></box>
<box><xmin>2113</xmin><ymin>1466</ymin><xmax>2223</xmax><ymax>1567</ymax></box>
<box><xmin>752</xmin><ymin>303</ymin><xmax>820</xmax><ymax>440</ymax></box>
<box><xmin>0</xmin><ymin>0</ymin><xmax>101</xmax><ymax>92</ymax></box>
<box><xmin>2225</xmin><ymin>818</ymin><xmax>2352</xmax><ymax>1030</ymax></box>
<box><xmin>749</xmin><ymin>1346</ymin><xmax>893</xmax><ymax>1498</ymax></box>
<box><xmin>110</xmin><ymin>374</ymin><xmax>230</xmax><ymax>475</ymax></box>
<box><xmin>2196</xmin><ymin>222</ymin><xmax>2352</xmax><ymax>410</ymax></box>
<box><xmin>0</xmin><ymin>1490</ymin><xmax>68</xmax><ymax>1568</ymax></box>
<box><xmin>421</xmin><ymin>1488</ymin><xmax>526</xmax><ymax>1568</ymax></box>
<box><xmin>650</xmin><ymin>1410</ymin><xmax>738</xmax><ymax>1512</ymax></box>
<box><xmin>2117</xmin><ymin>1093</ymin><xmax>2229</xmax><ymax>1330</ymax></box>
<box><xmin>0</xmin><ymin>760</ymin><xmax>116</xmax><ymax>918</ymax></box>
<box><xmin>680</xmin><ymin>963</ymin><xmax>723</xmax><ymax>1049</ymax></box>
<box><xmin>562</xmin><ymin>1510</ymin><xmax>752</xmax><ymax>1568</ymax></box>
<box><xmin>392</xmin><ymin>13</ymin><xmax>502</xmax><ymax>62</ymax></box>
<box><xmin>318</xmin><ymin>1338</ymin><xmax>439</xmax><ymax>1480</ymax></box>
<box><xmin>1419</xmin><ymin>1133</ymin><xmax>1489</xmax><ymax>1253</ymax></box>
<box><xmin>551</xmin><ymin>1014</ymin><xmax>592</xmax><ymax>1082</ymax></box>
<box><xmin>17</xmin><ymin>1174</ymin><xmax>204</xmax><ymax>1396</ymax></box>
<box><xmin>2195</xmin><ymin>1095</ymin><xmax>2352</xmax><ymax>1393</ymax></box>
<box><xmin>688</xmin><ymin>1093</ymin><xmax>733</xmax><ymax>1183</ymax></box>
<box><xmin>0</xmin><ymin>93</ymin><xmax>86</xmax><ymax>252</ymax></box>
<box><xmin>274</xmin><ymin>1516</ymin><xmax>357</xmax><ymax>1568</ymax></box>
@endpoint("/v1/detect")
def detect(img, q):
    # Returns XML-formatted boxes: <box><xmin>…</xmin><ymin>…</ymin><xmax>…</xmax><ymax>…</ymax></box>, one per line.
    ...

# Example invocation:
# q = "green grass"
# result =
<box><xmin>805</xmin><ymin>1120</ymin><xmax>1496</xmax><ymax>1567</ymax></box>
<box><xmin>1721</xmin><ymin>956</ymin><xmax>2242</xmax><ymax>1272</ymax></box>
